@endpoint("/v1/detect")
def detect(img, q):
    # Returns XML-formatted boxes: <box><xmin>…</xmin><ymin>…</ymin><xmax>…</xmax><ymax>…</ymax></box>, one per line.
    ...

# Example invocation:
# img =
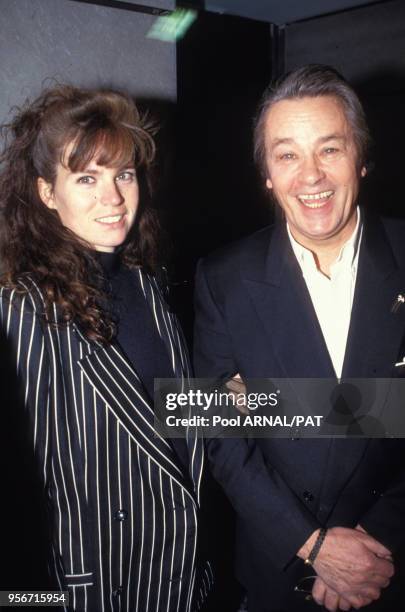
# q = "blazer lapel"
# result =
<box><xmin>137</xmin><ymin>269</ymin><xmax>190</xmax><ymax>379</ymax></box>
<box><xmin>137</xmin><ymin>269</ymin><xmax>204</xmax><ymax>499</ymax></box>
<box><xmin>75</xmin><ymin>268</ymin><xmax>202</xmax><ymax>498</ymax></box>
<box><xmin>243</xmin><ymin>222</ymin><xmax>335</xmax><ymax>379</ymax></box>
<box><xmin>77</xmin><ymin>340</ymin><xmax>195</xmax><ymax>495</ymax></box>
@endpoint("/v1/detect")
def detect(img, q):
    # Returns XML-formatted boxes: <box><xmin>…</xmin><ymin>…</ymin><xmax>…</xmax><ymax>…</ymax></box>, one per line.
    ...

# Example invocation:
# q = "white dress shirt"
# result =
<box><xmin>287</xmin><ymin>209</ymin><xmax>363</xmax><ymax>377</ymax></box>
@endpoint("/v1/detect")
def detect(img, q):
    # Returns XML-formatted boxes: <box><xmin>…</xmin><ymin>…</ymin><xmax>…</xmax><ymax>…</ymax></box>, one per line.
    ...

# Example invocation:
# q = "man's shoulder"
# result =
<box><xmin>380</xmin><ymin>215</ymin><xmax>405</xmax><ymax>243</ymax></box>
<box><xmin>199</xmin><ymin>225</ymin><xmax>275</xmax><ymax>277</ymax></box>
<box><xmin>368</xmin><ymin>214</ymin><xmax>405</xmax><ymax>263</ymax></box>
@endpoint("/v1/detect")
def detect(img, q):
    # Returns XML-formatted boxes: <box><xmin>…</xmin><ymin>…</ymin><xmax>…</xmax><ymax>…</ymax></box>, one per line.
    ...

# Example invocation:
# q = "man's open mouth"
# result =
<box><xmin>297</xmin><ymin>190</ymin><xmax>334</xmax><ymax>208</ymax></box>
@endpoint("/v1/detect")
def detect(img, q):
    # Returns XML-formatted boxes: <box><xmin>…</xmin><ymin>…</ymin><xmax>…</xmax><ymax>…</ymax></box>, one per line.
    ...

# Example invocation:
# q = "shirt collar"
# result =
<box><xmin>287</xmin><ymin>207</ymin><xmax>363</xmax><ymax>275</ymax></box>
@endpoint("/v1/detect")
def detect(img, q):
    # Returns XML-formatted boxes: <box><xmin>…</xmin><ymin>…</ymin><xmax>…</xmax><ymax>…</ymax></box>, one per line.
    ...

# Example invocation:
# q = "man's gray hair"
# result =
<box><xmin>253</xmin><ymin>64</ymin><xmax>372</xmax><ymax>177</ymax></box>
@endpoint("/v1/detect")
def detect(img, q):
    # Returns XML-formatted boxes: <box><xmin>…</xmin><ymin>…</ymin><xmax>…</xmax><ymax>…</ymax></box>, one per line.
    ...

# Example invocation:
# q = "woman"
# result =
<box><xmin>0</xmin><ymin>85</ymin><xmax>210</xmax><ymax>611</ymax></box>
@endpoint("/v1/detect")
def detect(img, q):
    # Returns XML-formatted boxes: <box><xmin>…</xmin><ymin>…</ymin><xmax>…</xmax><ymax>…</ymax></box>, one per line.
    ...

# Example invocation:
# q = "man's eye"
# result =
<box><xmin>77</xmin><ymin>175</ymin><xmax>95</xmax><ymax>184</ymax></box>
<box><xmin>323</xmin><ymin>147</ymin><xmax>338</xmax><ymax>154</ymax></box>
<box><xmin>279</xmin><ymin>153</ymin><xmax>296</xmax><ymax>161</ymax></box>
<box><xmin>116</xmin><ymin>171</ymin><xmax>136</xmax><ymax>182</ymax></box>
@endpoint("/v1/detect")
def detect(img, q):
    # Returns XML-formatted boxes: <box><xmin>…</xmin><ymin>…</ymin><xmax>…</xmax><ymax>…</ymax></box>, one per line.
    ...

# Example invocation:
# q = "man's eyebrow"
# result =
<box><xmin>269</xmin><ymin>133</ymin><xmax>347</xmax><ymax>150</ymax></box>
<box><xmin>317</xmin><ymin>133</ymin><xmax>347</xmax><ymax>144</ymax></box>
<box><xmin>269</xmin><ymin>137</ymin><xmax>295</xmax><ymax>149</ymax></box>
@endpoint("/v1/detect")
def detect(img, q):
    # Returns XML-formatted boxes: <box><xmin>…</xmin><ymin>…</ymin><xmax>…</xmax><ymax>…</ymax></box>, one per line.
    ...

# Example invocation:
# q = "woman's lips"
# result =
<box><xmin>95</xmin><ymin>213</ymin><xmax>126</xmax><ymax>228</ymax></box>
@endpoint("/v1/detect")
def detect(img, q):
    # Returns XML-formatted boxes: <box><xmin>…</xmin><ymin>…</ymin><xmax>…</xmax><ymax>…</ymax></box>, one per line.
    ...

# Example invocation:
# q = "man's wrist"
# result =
<box><xmin>304</xmin><ymin>527</ymin><xmax>327</xmax><ymax>566</ymax></box>
<box><xmin>297</xmin><ymin>528</ymin><xmax>320</xmax><ymax>560</ymax></box>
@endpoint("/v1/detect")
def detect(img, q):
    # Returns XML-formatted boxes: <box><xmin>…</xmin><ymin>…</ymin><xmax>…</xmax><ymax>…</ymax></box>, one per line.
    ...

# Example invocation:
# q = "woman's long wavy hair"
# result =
<box><xmin>0</xmin><ymin>85</ymin><xmax>161</xmax><ymax>343</ymax></box>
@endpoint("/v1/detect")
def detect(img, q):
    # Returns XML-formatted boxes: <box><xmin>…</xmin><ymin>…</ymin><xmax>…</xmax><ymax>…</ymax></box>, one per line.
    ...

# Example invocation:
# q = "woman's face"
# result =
<box><xmin>38</xmin><ymin>145</ymin><xmax>139</xmax><ymax>252</ymax></box>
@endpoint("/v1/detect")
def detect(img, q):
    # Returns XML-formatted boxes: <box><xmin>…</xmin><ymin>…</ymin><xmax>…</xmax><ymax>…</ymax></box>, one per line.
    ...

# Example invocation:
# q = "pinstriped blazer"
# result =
<box><xmin>0</xmin><ymin>270</ymin><xmax>211</xmax><ymax>612</ymax></box>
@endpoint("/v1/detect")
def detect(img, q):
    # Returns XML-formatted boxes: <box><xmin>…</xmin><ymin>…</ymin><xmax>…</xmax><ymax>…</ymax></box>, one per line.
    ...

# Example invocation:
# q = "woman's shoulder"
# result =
<box><xmin>0</xmin><ymin>275</ymin><xmax>47</xmax><ymax>314</ymax></box>
<box><xmin>0</xmin><ymin>277</ymin><xmax>49</xmax><ymax>346</ymax></box>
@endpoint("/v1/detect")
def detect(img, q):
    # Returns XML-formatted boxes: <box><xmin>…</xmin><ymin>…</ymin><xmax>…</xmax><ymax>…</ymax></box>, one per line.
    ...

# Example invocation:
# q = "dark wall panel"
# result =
<box><xmin>172</xmin><ymin>10</ymin><xmax>273</xmax><ymax>345</ymax></box>
<box><xmin>285</xmin><ymin>0</ymin><xmax>405</xmax><ymax>82</ymax></box>
<box><xmin>174</xmin><ymin>11</ymin><xmax>272</xmax><ymax>266</ymax></box>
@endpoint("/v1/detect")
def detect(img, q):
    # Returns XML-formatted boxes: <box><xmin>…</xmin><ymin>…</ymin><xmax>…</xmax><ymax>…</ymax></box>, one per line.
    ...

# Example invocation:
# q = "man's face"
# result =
<box><xmin>264</xmin><ymin>95</ymin><xmax>366</xmax><ymax>250</ymax></box>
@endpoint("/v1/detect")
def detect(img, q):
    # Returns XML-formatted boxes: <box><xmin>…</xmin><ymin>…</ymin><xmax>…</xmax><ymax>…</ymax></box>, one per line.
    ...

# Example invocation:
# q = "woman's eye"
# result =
<box><xmin>324</xmin><ymin>147</ymin><xmax>338</xmax><ymax>155</ymax></box>
<box><xmin>116</xmin><ymin>171</ymin><xmax>135</xmax><ymax>182</ymax></box>
<box><xmin>77</xmin><ymin>175</ymin><xmax>95</xmax><ymax>184</ymax></box>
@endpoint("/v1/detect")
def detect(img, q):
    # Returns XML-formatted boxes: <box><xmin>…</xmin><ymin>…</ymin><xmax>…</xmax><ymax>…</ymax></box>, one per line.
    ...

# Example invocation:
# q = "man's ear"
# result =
<box><xmin>37</xmin><ymin>177</ymin><xmax>56</xmax><ymax>209</ymax></box>
<box><xmin>360</xmin><ymin>166</ymin><xmax>367</xmax><ymax>178</ymax></box>
<box><xmin>266</xmin><ymin>178</ymin><xmax>273</xmax><ymax>190</ymax></box>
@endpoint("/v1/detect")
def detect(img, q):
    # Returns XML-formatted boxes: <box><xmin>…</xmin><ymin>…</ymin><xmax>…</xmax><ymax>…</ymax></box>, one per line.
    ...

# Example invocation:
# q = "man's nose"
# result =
<box><xmin>99</xmin><ymin>180</ymin><xmax>123</xmax><ymax>206</ymax></box>
<box><xmin>299</xmin><ymin>155</ymin><xmax>325</xmax><ymax>185</ymax></box>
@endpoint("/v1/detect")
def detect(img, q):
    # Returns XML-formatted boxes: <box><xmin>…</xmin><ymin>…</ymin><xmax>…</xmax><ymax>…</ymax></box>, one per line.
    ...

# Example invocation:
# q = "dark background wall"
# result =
<box><xmin>172</xmin><ymin>10</ymin><xmax>272</xmax><ymax>336</ymax></box>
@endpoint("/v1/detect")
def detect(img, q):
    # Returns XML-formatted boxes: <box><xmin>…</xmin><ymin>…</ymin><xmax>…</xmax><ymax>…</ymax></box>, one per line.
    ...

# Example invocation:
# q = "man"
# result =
<box><xmin>194</xmin><ymin>65</ymin><xmax>405</xmax><ymax>612</ymax></box>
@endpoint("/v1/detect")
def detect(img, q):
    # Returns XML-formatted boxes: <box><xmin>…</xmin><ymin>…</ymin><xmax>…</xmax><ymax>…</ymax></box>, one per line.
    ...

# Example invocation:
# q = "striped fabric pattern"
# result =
<box><xmin>0</xmin><ymin>270</ymin><xmax>208</xmax><ymax>612</ymax></box>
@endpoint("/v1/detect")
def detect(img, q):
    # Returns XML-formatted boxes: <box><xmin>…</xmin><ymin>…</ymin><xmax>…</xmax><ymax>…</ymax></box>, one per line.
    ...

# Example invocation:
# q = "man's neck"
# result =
<box><xmin>289</xmin><ymin>209</ymin><xmax>360</xmax><ymax>277</ymax></box>
<box><xmin>312</xmin><ymin>242</ymin><xmax>346</xmax><ymax>277</ymax></box>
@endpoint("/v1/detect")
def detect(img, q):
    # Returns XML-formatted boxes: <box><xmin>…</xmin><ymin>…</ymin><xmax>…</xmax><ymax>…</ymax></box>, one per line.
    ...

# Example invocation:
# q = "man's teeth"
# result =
<box><xmin>96</xmin><ymin>214</ymin><xmax>123</xmax><ymax>224</ymax></box>
<box><xmin>298</xmin><ymin>191</ymin><xmax>334</xmax><ymax>208</ymax></box>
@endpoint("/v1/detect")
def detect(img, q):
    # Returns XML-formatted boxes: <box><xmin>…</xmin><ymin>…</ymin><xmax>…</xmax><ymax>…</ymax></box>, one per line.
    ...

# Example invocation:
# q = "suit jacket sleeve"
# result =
<box><xmin>194</xmin><ymin>259</ymin><xmax>320</xmax><ymax>569</ymax></box>
<box><xmin>359</xmin><ymin>462</ymin><xmax>405</xmax><ymax>554</ymax></box>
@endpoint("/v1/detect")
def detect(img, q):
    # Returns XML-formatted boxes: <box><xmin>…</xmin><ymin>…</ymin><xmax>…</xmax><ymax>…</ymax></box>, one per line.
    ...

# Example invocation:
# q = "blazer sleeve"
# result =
<box><xmin>193</xmin><ymin>260</ymin><xmax>320</xmax><ymax>569</ymax></box>
<box><xmin>1</xmin><ymin>286</ymin><xmax>101</xmax><ymax>610</ymax></box>
<box><xmin>0</xmin><ymin>286</ymin><xmax>51</xmax><ymax>481</ymax></box>
<box><xmin>359</xmin><ymin>462</ymin><xmax>405</xmax><ymax>554</ymax></box>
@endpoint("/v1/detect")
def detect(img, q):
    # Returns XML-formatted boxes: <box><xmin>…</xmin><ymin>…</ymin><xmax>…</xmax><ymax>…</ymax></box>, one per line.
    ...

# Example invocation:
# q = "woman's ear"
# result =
<box><xmin>37</xmin><ymin>177</ymin><xmax>56</xmax><ymax>209</ymax></box>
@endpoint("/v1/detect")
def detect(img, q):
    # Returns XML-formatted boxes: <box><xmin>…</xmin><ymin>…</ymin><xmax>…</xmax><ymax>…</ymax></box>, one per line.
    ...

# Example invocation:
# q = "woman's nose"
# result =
<box><xmin>99</xmin><ymin>181</ymin><xmax>123</xmax><ymax>206</ymax></box>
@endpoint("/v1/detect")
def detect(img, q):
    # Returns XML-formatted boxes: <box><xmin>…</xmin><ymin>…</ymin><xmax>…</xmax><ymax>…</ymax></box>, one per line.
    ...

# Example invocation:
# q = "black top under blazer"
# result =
<box><xmin>194</xmin><ymin>211</ymin><xmax>405</xmax><ymax>611</ymax></box>
<box><xmin>0</xmin><ymin>269</ymin><xmax>209</xmax><ymax>612</ymax></box>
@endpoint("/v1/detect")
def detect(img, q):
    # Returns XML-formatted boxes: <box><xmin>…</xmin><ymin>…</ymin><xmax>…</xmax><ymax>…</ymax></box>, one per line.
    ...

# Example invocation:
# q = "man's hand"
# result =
<box><xmin>312</xmin><ymin>577</ymin><xmax>368</xmax><ymax>611</ymax></box>
<box><xmin>225</xmin><ymin>373</ymin><xmax>249</xmax><ymax>415</ymax></box>
<box><xmin>355</xmin><ymin>524</ymin><xmax>393</xmax><ymax>561</ymax></box>
<box><xmin>312</xmin><ymin>577</ymin><xmax>352</xmax><ymax>611</ymax></box>
<box><xmin>298</xmin><ymin>527</ymin><xmax>394</xmax><ymax>607</ymax></box>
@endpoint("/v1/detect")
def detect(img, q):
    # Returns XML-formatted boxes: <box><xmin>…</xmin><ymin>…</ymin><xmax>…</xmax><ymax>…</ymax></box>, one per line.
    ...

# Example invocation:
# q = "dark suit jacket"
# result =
<box><xmin>194</xmin><ymin>211</ymin><xmax>405</xmax><ymax>611</ymax></box>
<box><xmin>0</xmin><ymin>270</ymin><xmax>210</xmax><ymax>612</ymax></box>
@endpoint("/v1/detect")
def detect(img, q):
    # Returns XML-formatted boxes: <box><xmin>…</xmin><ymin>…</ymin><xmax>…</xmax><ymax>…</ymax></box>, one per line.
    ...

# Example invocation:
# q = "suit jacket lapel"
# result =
<box><xmin>243</xmin><ymin>222</ymin><xmax>336</xmax><ymax>379</ymax></box>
